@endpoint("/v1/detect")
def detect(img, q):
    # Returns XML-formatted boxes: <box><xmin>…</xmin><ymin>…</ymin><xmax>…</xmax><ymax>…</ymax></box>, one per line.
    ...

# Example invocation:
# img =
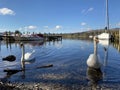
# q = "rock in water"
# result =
<box><xmin>2</xmin><ymin>55</ymin><xmax>16</xmax><ymax>62</ymax></box>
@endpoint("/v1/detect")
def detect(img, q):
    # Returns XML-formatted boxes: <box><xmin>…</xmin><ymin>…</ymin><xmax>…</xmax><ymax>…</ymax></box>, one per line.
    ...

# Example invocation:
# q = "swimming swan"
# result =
<box><xmin>20</xmin><ymin>43</ymin><xmax>35</xmax><ymax>64</ymax></box>
<box><xmin>87</xmin><ymin>36</ymin><xmax>102</xmax><ymax>69</ymax></box>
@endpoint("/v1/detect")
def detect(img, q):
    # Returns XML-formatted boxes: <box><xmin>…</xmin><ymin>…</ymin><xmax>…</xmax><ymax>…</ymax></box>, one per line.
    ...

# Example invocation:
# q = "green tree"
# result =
<box><xmin>15</xmin><ymin>30</ymin><xmax>21</xmax><ymax>36</ymax></box>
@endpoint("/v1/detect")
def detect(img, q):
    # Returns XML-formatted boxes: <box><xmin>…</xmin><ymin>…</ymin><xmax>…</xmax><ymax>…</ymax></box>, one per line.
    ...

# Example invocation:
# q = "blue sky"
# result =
<box><xmin>0</xmin><ymin>0</ymin><xmax>120</xmax><ymax>33</ymax></box>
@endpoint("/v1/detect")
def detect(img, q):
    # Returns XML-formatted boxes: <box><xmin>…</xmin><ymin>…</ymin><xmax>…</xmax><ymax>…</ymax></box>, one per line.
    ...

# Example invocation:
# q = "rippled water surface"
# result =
<box><xmin>0</xmin><ymin>39</ymin><xmax>120</xmax><ymax>88</ymax></box>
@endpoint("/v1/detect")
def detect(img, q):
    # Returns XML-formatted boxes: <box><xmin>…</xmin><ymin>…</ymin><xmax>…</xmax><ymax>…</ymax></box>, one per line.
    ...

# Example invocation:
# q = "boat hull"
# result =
<box><xmin>97</xmin><ymin>33</ymin><xmax>110</xmax><ymax>40</ymax></box>
<box><xmin>14</xmin><ymin>36</ymin><xmax>44</xmax><ymax>41</ymax></box>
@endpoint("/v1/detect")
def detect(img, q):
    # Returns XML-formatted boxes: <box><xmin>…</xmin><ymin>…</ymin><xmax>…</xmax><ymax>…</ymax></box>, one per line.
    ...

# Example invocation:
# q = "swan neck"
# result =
<box><xmin>94</xmin><ymin>40</ymin><xmax>97</xmax><ymax>55</ymax></box>
<box><xmin>21</xmin><ymin>45</ymin><xmax>25</xmax><ymax>61</ymax></box>
<box><xmin>21</xmin><ymin>61</ymin><xmax>25</xmax><ymax>70</ymax></box>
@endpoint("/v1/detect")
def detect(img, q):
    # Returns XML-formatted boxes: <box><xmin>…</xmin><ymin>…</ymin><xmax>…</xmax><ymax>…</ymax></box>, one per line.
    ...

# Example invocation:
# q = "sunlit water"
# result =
<box><xmin>0</xmin><ymin>39</ymin><xmax>120</xmax><ymax>87</ymax></box>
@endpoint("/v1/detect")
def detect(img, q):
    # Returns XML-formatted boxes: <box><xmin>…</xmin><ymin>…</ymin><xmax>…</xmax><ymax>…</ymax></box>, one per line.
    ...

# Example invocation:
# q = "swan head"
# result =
<box><xmin>93</xmin><ymin>36</ymin><xmax>99</xmax><ymax>43</ymax></box>
<box><xmin>20</xmin><ymin>42</ymin><xmax>24</xmax><ymax>47</ymax></box>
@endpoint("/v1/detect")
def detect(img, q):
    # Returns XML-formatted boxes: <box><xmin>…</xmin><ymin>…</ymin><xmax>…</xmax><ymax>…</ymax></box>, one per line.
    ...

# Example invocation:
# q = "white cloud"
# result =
<box><xmin>88</xmin><ymin>7</ymin><xmax>94</xmax><ymax>12</ymax></box>
<box><xmin>55</xmin><ymin>25</ymin><xmax>62</xmax><ymax>30</ymax></box>
<box><xmin>81</xmin><ymin>22</ymin><xmax>87</xmax><ymax>26</ymax></box>
<box><xmin>81</xmin><ymin>7</ymin><xmax>94</xmax><ymax>14</ymax></box>
<box><xmin>0</xmin><ymin>8</ymin><xmax>15</xmax><ymax>15</ymax></box>
<box><xmin>25</xmin><ymin>25</ymin><xmax>37</xmax><ymax>30</ymax></box>
<box><xmin>42</xmin><ymin>25</ymin><xmax>63</xmax><ymax>33</ymax></box>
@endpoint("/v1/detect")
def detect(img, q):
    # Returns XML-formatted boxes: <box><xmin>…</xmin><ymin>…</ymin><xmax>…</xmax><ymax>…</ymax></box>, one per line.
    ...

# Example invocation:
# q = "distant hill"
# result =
<box><xmin>60</xmin><ymin>28</ymin><xmax>120</xmax><ymax>39</ymax></box>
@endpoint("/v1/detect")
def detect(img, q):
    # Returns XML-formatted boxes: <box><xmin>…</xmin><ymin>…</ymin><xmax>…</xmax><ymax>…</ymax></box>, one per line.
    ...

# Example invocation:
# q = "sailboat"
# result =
<box><xmin>98</xmin><ymin>0</ymin><xmax>111</xmax><ymax>40</ymax></box>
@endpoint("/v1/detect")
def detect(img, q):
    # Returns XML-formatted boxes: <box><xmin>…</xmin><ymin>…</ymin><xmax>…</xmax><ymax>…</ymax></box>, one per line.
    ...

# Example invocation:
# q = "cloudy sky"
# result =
<box><xmin>0</xmin><ymin>0</ymin><xmax>120</xmax><ymax>33</ymax></box>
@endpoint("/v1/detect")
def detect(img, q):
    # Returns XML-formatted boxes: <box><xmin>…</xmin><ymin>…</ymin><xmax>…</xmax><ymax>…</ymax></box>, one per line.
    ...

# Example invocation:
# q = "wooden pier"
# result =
<box><xmin>44</xmin><ymin>35</ymin><xmax>62</xmax><ymax>41</ymax></box>
<box><xmin>1</xmin><ymin>35</ymin><xmax>62</xmax><ymax>42</ymax></box>
<box><xmin>2</xmin><ymin>36</ymin><xmax>15</xmax><ymax>41</ymax></box>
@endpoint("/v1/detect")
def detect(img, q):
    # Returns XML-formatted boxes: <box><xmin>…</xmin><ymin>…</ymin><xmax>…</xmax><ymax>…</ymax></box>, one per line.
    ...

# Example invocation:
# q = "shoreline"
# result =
<box><xmin>1</xmin><ymin>81</ymin><xmax>120</xmax><ymax>90</ymax></box>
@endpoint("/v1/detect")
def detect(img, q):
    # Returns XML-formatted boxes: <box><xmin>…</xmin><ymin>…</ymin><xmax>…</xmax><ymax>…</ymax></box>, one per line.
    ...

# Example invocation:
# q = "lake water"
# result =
<box><xmin>0</xmin><ymin>39</ymin><xmax>120</xmax><ymax>89</ymax></box>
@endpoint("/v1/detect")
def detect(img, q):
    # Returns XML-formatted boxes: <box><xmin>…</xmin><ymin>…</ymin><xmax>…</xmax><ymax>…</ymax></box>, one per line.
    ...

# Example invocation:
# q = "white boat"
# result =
<box><xmin>97</xmin><ymin>33</ymin><xmax>110</xmax><ymax>40</ymax></box>
<box><xmin>89</xmin><ymin>35</ymin><xmax>93</xmax><ymax>39</ymax></box>
<box><xmin>98</xmin><ymin>0</ymin><xmax>110</xmax><ymax>40</ymax></box>
<box><xmin>14</xmin><ymin>34</ymin><xmax>44</xmax><ymax>41</ymax></box>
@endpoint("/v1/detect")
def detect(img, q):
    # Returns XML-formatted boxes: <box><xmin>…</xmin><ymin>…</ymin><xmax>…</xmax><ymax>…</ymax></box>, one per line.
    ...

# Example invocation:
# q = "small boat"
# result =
<box><xmin>89</xmin><ymin>35</ymin><xmax>93</xmax><ymax>39</ymax></box>
<box><xmin>14</xmin><ymin>34</ymin><xmax>44</xmax><ymax>41</ymax></box>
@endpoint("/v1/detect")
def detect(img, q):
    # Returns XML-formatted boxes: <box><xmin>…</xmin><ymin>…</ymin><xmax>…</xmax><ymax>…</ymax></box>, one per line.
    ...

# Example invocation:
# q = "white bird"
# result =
<box><xmin>87</xmin><ymin>36</ymin><xmax>102</xmax><ymax>69</ymax></box>
<box><xmin>20</xmin><ymin>43</ymin><xmax>36</xmax><ymax>64</ymax></box>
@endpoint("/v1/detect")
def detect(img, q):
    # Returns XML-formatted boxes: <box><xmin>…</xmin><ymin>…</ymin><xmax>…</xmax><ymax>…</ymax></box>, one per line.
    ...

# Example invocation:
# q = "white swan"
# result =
<box><xmin>20</xmin><ymin>43</ymin><xmax>36</xmax><ymax>64</ymax></box>
<box><xmin>87</xmin><ymin>36</ymin><xmax>102</xmax><ymax>69</ymax></box>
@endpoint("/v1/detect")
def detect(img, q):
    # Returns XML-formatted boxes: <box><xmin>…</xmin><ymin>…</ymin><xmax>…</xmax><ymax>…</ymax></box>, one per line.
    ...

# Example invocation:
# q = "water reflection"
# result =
<box><xmin>1</xmin><ymin>40</ymin><xmax>63</xmax><ymax>50</ymax></box>
<box><xmin>21</xmin><ymin>60</ymin><xmax>25</xmax><ymax>79</ymax></box>
<box><xmin>0</xmin><ymin>40</ymin><xmax>1</xmax><ymax>51</ymax></box>
<box><xmin>21</xmin><ymin>41</ymin><xmax>44</xmax><ymax>47</ymax></box>
<box><xmin>86</xmin><ymin>67</ymin><xmax>103</xmax><ymax>89</ymax></box>
<box><xmin>98</xmin><ymin>40</ymin><xmax>109</xmax><ymax>81</ymax></box>
<box><xmin>4</xmin><ymin>40</ymin><xmax>15</xmax><ymax>50</ymax></box>
<box><xmin>111</xmin><ymin>41</ymin><xmax>120</xmax><ymax>52</ymax></box>
<box><xmin>1</xmin><ymin>59</ymin><xmax>26</xmax><ymax>83</ymax></box>
<box><xmin>4</xmin><ymin>39</ymin><xmax>120</xmax><ymax>54</ymax></box>
<box><xmin>103</xmin><ymin>46</ymin><xmax>108</xmax><ymax>80</ymax></box>
<box><xmin>1</xmin><ymin>40</ymin><xmax>44</xmax><ymax>48</ymax></box>
<box><xmin>0</xmin><ymin>40</ymin><xmax>1</xmax><ymax>59</ymax></box>
<box><xmin>0</xmin><ymin>39</ymin><xmax>120</xmax><ymax>88</ymax></box>
<box><xmin>48</xmin><ymin>40</ymin><xmax>62</xmax><ymax>45</ymax></box>
<box><xmin>103</xmin><ymin>47</ymin><xmax>108</xmax><ymax>67</ymax></box>
<box><xmin>99</xmin><ymin>39</ymin><xmax>109</xmax><ymax>47</ymax></box>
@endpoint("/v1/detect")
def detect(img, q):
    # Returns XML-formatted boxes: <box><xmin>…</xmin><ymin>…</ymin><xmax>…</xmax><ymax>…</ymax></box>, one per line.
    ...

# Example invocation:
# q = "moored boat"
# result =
<box><xmin>97</xmin><ymin>32</ymin><xmax>110</xmax><ymax>40</ymax></box>
<box><xmin>97</xmin><ymin>0</ymin><xmax>111</xmax><ymax>40</ymax></box>
<box><xmin>14</xmin><ymin>34</ymin><xmax>44</xmax><ymax>41</ymax></box>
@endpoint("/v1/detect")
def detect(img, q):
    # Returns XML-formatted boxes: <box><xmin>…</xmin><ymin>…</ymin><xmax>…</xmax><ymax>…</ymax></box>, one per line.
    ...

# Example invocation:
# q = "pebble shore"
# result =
<box><xmin>1</xmin><ymin>82</ymin><xmax>120</xmax><ymax>90</ymax></box>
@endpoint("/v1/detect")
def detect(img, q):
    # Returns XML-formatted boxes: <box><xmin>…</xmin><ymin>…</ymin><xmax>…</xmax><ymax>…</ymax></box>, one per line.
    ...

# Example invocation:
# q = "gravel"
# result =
<box><xmin>1</xmin><ymin>81</ymin><xmax>120</xmax><ymax>90</ymax></box>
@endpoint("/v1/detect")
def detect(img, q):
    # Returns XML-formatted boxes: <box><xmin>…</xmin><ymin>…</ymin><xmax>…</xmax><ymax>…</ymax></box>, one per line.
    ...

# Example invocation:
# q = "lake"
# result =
<box><xmin>0</xmin><ymin>39</ymin><xmax>120</xmax><ymax>89</ymax></box>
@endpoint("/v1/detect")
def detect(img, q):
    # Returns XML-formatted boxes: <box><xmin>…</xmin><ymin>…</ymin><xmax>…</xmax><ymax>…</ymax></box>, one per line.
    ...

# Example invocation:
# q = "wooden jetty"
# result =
<box><xmin>2</xmin><ymin>35</ymin><xmax>15</xmax><ymax>41</ymax></box>
<box><xmin>44</xmin><ymin>35</ymin><xmax>62</xmax><ymax>41</ymax></box>
<box><xmin>1</xmin><ymin>35</ymin><xmax>62</xmax><ymax>41</ymax></box>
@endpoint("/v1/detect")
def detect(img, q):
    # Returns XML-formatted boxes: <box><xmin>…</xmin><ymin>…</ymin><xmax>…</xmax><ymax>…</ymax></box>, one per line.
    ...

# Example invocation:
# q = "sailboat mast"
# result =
<box><xmin>106</xmin><ymin>0</ymin><xmax>109</xmax><ymax>31</ymax></box>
